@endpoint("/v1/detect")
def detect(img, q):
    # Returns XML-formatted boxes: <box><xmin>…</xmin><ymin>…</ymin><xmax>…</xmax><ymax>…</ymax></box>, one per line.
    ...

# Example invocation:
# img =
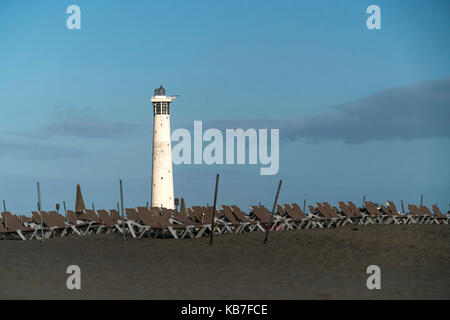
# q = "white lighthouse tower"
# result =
<box><xmin>150</xmin><ymin>85</ymin><xmax>176</xmax><ymax>209</ymax></box>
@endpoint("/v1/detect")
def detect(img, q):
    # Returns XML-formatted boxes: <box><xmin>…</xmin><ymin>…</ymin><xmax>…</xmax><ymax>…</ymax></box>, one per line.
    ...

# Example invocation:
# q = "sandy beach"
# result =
<box><xmin>0</xmin><ymin>224</ymin><xmax>449</xmax><ymax>300</ymax></box>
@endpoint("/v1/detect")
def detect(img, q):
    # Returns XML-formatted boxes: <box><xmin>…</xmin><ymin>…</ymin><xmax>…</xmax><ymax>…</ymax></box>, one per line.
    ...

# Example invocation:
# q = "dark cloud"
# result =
<box><xmin>19</xmin><ymin>117</ymin><xmax>147</xmax><ymax>139</ymax></box>
<box><xmin>198</xmin><ymin>78</ymin><xmax>450</xmax><ymax>144</ymax></box>
<box><xmin>0</xmin><ymin>139</ymin><xmax>86</xmax><ymax>159</ymax></box>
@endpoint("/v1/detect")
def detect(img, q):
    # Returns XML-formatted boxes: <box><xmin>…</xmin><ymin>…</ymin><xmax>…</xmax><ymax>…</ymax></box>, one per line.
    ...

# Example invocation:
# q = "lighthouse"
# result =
<box><xmin>150</xmin><ymin>85</ymin><xmax>176</xmax><ymax>209</ymax></box>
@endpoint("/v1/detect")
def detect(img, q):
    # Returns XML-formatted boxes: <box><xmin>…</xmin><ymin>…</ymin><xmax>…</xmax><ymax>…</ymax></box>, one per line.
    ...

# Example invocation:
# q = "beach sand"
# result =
<box><xmin>0</xmin><ymin>224</ymin><xmax>449</xmax><ymax>299</ymax></box>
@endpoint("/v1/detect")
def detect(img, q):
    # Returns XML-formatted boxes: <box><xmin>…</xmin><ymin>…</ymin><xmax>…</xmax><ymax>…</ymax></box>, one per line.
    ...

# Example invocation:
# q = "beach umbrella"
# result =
<box><xmin>75</xmin><ymin>184</ymin><xmax>86</xmax><ymax>213</ymax></box>
<box><xmin>180</xmin><ymin>197</ymin><xmax>186</xmax><ymax>215</ymax></box>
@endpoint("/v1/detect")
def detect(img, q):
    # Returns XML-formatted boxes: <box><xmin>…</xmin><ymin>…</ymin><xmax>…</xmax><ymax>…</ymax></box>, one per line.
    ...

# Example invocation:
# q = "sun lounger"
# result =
<box><xmin>376</xmin><ymin>204</ymin><xmax>399</xmax><ymax>224</ymax></box>
<box><xmin>314</xmin><ymin>203</ymin><xmax>341</xmax><ymax>228</ymax></box>
<box><xmin>171</xmin><ymin>209</ymin><xmax>208</xmax><ymax>238</ymax></box>
<box><xmin>49</xmin><ymin>211</ymin><xmax>84</xmax><ymax>235</ymax></box>
<box><xmin>309</xmin><ymin>204</ymin><xmax>335</xmax><ymax>228</ymax></box>
<box><xmin>160</xmin><ymin>209</ymin><xmax>196</xmax><ymax>239</ymax></box>
<box><xmin>97</xmin><ymin>210</ymin><xmax>123</xmax><ymax>233</ymax></box>
<box><xmin>136</xmin><ymin>207</ymin><xmax>188</xmax><ymax>239</ymax></box>
<box><xmin>126</xmin><ymin>208</ymin><xmax>147</xmax><ymax>238</ymax></box>
<box><xmin>348</xmin><ymin>201</ymin><xmax>372</xmax><ymax>224</ymax></box>
<box><xmin>190</xmin><ymin>206</ymin><xmax>230</xmax><ymax>234</ymax></box>
<box><xmin>275</xmin><ymin>204</ymin><xmax>296</xmax><ymax>229</ymax></box>
<box><xmin>228</xmin><ymin>205</ymin><xmax>260</xmax><ymax>232</ymax></box>
<box><xmin>407</xmin><ymin>204</ymin><xmax>427</xmax><ymax>224</ymax></box>
<box><xmin>221</xmin><ymin>205</ymin><xmax>248</xmax><ymax>233</ymax></box>
<box><xmin>221</xmin><ymin>206</ymin><xmax>244</xmax><ymax>231</ymax></box>
<box><xmin>165</xmin><ymin>208</ymin><xmax>206</xmax><ymax>238</ymax></box>
<box><xmin>431</xmin><ymin>205</ymin><xmax>449</xmax><ymax>224</ymax></box>
<box><xmin>431</xmin><ymin>204</ymin><xmax>450</xmax><ymax>224</ymax></box>
<box><xmin>419</xmin><ymin>206</ymin><xmax>440</xmax><ymax>224</ymax></box>
<box><xmin>386</xmin><ymin>201</ymin><xmax>410</xmax><ymax>224</ymax></box>
<box><xmin>109</xmin><ymin>209</ymin><xmax>123</xmax><ymax>224</ymax></box>
<box><xmin>0</xmin><ymin>216</ymin><xmax>29</xmax><ymax>240</ymax></box>
<box><xmin>363</xmin><ymin>202</ymin><xmax>386</xmax><ymax>224</ymax></box>
<box><xmin>135</xmin><ymin>207</ymin><xmax>165</xmax><ymax>238</ymax></box>
<box><xmin>1</xmin><ymin>211</ymin><xmax>38</xmax><ymax>240</ymax></box>
<box><xmin>0</xmin><ymin>217</ymin><xmax>8</xmax><ymax>240</ymax></box>
<box><xmin>283</xmin><ymin>204</ymin><xmax>314</xmax><ymax>229</ymax></box>
<box><xmin>66</xmin><ymin>210</ymin><xmax>92</xmax><ymax>235</ymax></box>
<box><xmin>33</xmin><ymin>211</ymin><xmax>69</xmax><ymax>237</ymax></box>
<box><xmin>338</xmin><ymin>201</ymin><xmax>362</xmax><ymax>224</ymax></box>
<box><xmin>83</xmin><ymin>209</ymin><xmax>104</xmax><ymax>233</ymax></box>
<box><xmin>249</xmin><ymin>205</ymin><xmax>286</xmax><ymax>231</ymax></box>
<box><xmin>323</xmin><ymin>202</ymin><xmax>348</xmax><ymax>227</ymax></box>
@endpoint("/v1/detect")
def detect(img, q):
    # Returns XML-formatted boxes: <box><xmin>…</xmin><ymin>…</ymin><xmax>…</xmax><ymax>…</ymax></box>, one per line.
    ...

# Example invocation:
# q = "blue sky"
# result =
<box><xmin>0</xmin><ymin>0</ymin><xmax>449</xmax><ymax>214</ymax></box>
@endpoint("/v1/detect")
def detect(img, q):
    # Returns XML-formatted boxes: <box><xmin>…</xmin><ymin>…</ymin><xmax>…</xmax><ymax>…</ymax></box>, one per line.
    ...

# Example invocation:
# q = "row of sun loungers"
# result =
<box><xmin>0</xmin><ymin>202</ymin><xmax>448</xmax><ymax>240</ymax></box>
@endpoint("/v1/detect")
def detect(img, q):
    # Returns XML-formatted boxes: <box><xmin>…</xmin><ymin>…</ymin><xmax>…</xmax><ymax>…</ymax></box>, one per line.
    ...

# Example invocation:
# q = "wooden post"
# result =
<box><xmin>401</xmin><ymin>200</ymin><xmax>405</xmax><ymax>214</ymax></box>
<box><xmin>2</xmin><ymin>200</ymin><xmax>6</xmax><ymax>212</ymax></box>
<box><xmin>303</xmin><ymin>199</ymin><xmax>306</xmax><ymax>212</ymax></box>
<box><xmin>37</xmin><ymin>182</ymin><xmax>44</xmax><ymax>243</ymax></box>
<box><xmin>120</xmin><ymin>180</ymin><xmax>125</xmax><ymax>243</ymax></box>
<box><xmin>63</xmin><ymin>201</ymin><xmax>68</xmax><ymax>219</ymax></box>
<box><xmin>420</xmin><ymin>194</ymin><xmax>423</xmax><ymax>207</ymax></box>
<box><xmin>362</xmin><ymin>195</ymin><xmax>366</xmax><ymax>208</ymax></box>
<box><xmin>264</xmin><ymin>180</ymin><xmax>283</xmax><ymax>244</ymax></box>
<box><xmin>92</xmin><ymin>203</ymin><xmax>95</xmax><ymax>212</ymax></box>
<box><xmin>209</xmin><ymin>174</ymin><xmax>219</xmax><ymax>246</ymax></box>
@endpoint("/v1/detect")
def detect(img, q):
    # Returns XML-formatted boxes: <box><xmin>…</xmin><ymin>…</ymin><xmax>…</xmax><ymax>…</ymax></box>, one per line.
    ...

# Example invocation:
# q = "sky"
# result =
<box><xmin>0</xmin><ymin>0</ymin><xmax>449</xmax><ymax>214</ymax></box>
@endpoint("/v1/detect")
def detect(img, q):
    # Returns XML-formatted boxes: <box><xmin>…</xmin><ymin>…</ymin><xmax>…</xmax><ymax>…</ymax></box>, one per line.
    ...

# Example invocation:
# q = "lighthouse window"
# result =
<box><xmin>154</xmin><ymin>102</ymin><xmax>170</xmax><ymax>114</ymax></box>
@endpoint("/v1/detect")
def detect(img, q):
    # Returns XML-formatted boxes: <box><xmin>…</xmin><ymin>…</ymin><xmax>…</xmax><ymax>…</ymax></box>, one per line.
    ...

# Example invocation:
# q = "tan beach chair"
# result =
<box><xmin>190</xmin><ymin>206</ymin><xmax>230</xmax><ymax>234</ymax></box>
<box><xmin>32</xmin><ymin>211</ymin><xmax>69</xmax><ymax>237</ymax></box>
<box><xmin>419</xmin><ymin>206</ymin><xmax>440</xmax><ymax>224</ymax></box>
<box><xmin>338</xmin><ymin>202</ymin><xmax>362</xmax><ymax>224</ymax></box>
<box><xmin>317</xmin><ymin>203</ymin><xmax>342</xmax><ymax>227</ymax></box>
<box><xmin>221</xmin><ymin>206</ymin><xmax>245</xmax><ymax>233</ymax></box>
<box><xmin>98</xmin><ymin>210</ymin><xmax>123</xmax><ymax>233</ymax></box>
<box><xmin>171</xmin><ymin>209</ymin><xmax>208</xmax><ymax>238</ymax></box>
<box><xmin>66</xmin><ymin>210</ymin><xmax>93</xmax><ymax>235</ymax></box>
<box><xmin>160</xmin><ymin>209</ymin><xmax>197</xmax><ymax>239</ymax></box>
<box><xmin>48</xmin><ymin>211</ymin><xmax>83</xmax><ymax>235</ymax></box>
<box><xmin>348</xmin><ymin>201</ymin><xmax>372</xmax><ymax>224</ymax></box>
<box><xmin>283</xmin><ymin>204</ymin><xmax>314</xmax><ymax>229</ymax></box>
<box><xmin>1</xmin><ymin>211</ymin><xmax>38</xmax><ymax>240</ymax></box>
<box><xmin>363</xmin><ymin>202</ymin><xmax>386</xmax><ymax>224</ymax></box>
<box><xmin>230</xmin><ymin>205</ymin><xmax>260</xmax><ymax>232</ymax></box>
<box><xmin>109</xmin><ymin>209</ymin><xmax>123</xmax><ymax>224</ymax></box>
<box><xmin>135</xmin><ymin>208</ymin><xmax>163</xmax><ymax>238</ymax></box>
<box><xmin>0</xmin><ymin>217</ymin><xmax>8</xmax><ymax>240</ymax></box>
<box><xmin>309</xmin><ymin>204</ymin><xmax>336</xmax><ymax>228</ymax></box>
<box><xmin>386</xmin><ymin>201</ymin><xmax>411</xmax><ymax>224</ymax></box>
<box><xmin>377</xmin><ymin>204</ymin><xmax>399</xmax><ymax>224</ymax></box>
<box><xmin>275</xmin><ymin>205</ymin><xmax>295</xmax><ymax>229</ymax></box>
<box><xmin>407</xmin><ymin>204</ymin><xmax>427</xmax><ymax>224</ymax></box>
<box><xmin>136</xmin><ymin>207</ymin><xmax>186</xmax><ymax>239</ymax></box>
<box><xmin>0</xmin><ymin>216</ymin><xmax>28</xmax><ymax>240</ymax></box>
<box><xmin>249</xmin><ymin>205</ymin><xmax>287</xmax><ymax>232</ymax></box>
<box><xmin>431</xmin><ymin>205</ymin><xmax>449</xmax><ymax>224</ymax></box>
<box><xmin>84</xmin><ymin>209</ymin><xmax>104</xmax><ymax>233</ymax></box>
<box><xmin>323</xmin><ymin>202</ymin><xmax>348</xmax><ymax>226</ymax></box>
<box><xmin>126</xmin><ymin>208</ymin><xmax>146</xmax><ymax>238</ymax></box>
